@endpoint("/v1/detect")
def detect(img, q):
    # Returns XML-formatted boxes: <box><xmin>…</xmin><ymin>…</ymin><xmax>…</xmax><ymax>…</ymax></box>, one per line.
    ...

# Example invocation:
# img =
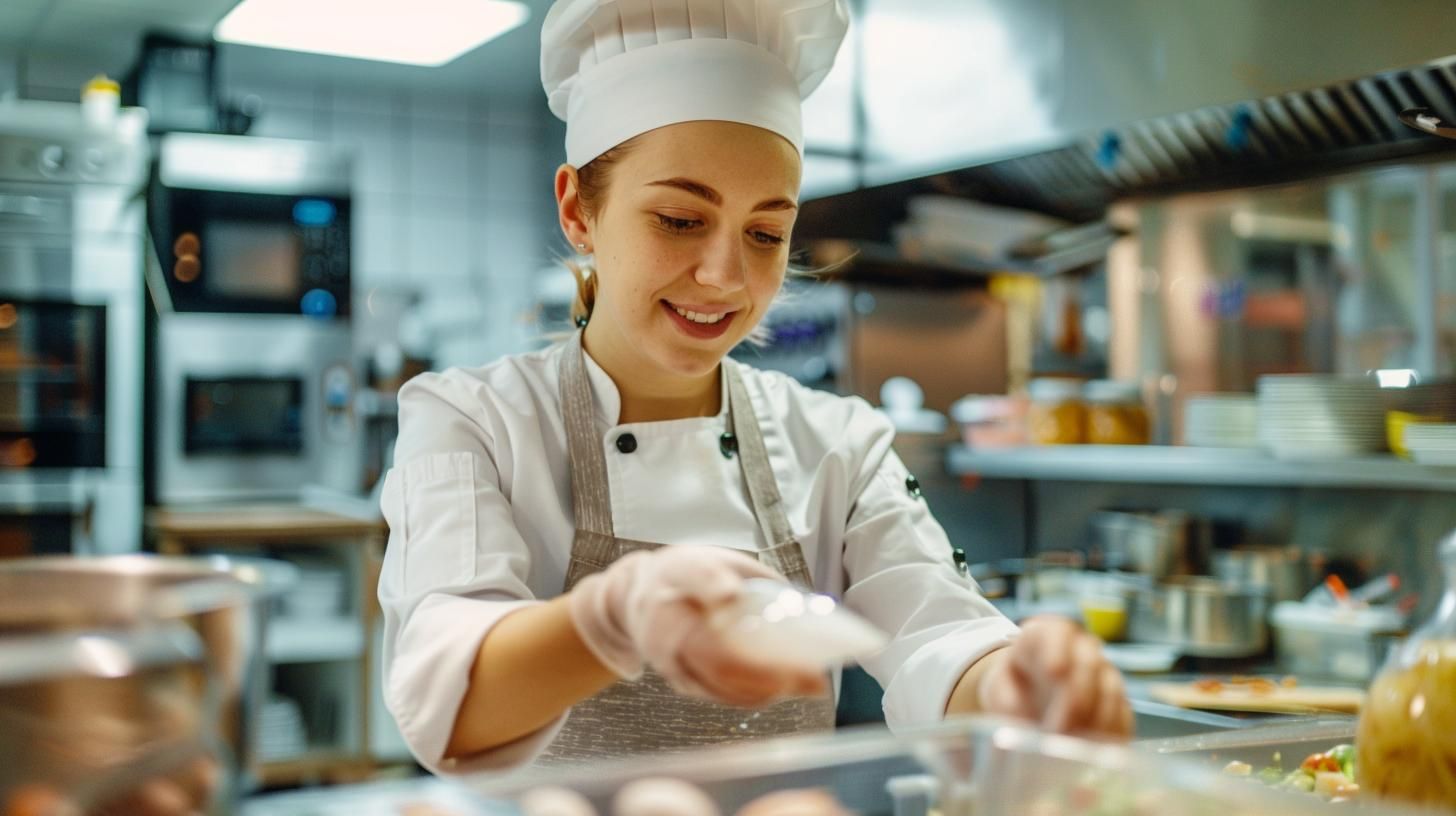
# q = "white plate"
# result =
<box><xmin>1102</xmin><ymin>643</ymin><xmax>1180</xmax><ymax>674</ymax></box>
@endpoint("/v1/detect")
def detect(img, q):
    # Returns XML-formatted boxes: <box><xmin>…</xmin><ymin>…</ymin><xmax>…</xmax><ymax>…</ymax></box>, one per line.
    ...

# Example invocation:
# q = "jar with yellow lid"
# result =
<box><xmin>1084</xmin><ymin>380</ymin><xmax>1150</xmax><ymax>445</ymax></box>
<box><xmin>1027</xmin><ymin>378</ymin><xmax>1085</xmax><ymax>445</ymax></box>
<box><xmin>82</xmin><ymin>74</ymin><xmax>120</xmax><ymax>130</ymax></box>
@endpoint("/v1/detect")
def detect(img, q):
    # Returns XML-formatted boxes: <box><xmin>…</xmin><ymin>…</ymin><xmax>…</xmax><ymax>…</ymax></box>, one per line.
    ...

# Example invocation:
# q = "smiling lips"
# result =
<box><xmin>661</xmin><ymin>300</ymin><xmax>738</xmax><ymax>339</ymax></box>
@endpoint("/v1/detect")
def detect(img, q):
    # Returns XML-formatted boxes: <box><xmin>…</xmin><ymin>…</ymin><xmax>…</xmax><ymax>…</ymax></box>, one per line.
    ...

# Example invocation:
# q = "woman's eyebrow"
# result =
<box><xmin>647</xmin><ymin>177</ymin><xmax>797</xmax><ymax>212</ymax></box>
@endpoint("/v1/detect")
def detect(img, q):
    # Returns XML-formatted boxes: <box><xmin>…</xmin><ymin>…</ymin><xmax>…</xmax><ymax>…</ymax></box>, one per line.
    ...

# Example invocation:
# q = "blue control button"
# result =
<box><xmin>293</xmin><ymin>199</ymin><xmax>337</xmax><ymax>227</ymax></box>
<box><xmin>300</xmin><ymin>288</ymin><xmax>338</xmax><ymax>318</ymax></box>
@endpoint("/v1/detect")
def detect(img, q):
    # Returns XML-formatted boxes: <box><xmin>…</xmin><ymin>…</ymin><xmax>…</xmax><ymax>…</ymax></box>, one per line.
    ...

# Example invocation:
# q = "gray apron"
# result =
<box><xmin>537</xmin><ymin>332</ymin><xmax>837</xmax><ymax>765</ymax></box>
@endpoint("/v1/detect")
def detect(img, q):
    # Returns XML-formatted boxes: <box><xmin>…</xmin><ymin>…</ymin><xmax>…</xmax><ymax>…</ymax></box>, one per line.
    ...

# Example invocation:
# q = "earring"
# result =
<box><xmin>576</xmin><ymin>242</ymin><xmax>588</xmax><ymax>252</ymax></box>
<box><xmin>574</xmin><ymin>315</ymin><xmax>589</xmax><ymax>328</ymax></box>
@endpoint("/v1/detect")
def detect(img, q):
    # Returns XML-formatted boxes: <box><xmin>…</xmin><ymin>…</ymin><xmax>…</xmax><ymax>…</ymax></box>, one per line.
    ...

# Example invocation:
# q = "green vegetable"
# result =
<box><xmin>1328</xmin><ymin>744</ymin><xmax>1356</xmax><ymax>778</ymax></box>
<box><xmin>1257</xmin><ymin>767</ymin><xmax>1285</xmax><ymax>786</ymax></box>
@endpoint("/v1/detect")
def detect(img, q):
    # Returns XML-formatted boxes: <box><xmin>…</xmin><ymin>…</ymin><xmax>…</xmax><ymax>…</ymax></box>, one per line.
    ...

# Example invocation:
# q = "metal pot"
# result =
<box><xmin>0</xmin><ymin>623</ymin><xmax>217</xmax><ymax>814</ymax></box>
<box><xmin>1093</xmin><ymin>510</ymin><xmax>1210</xmax><ymax>578</ymax></box>
<box><xmin>1131</xmin><ymin>576</ymin><xmax>1270</xmax><ymax>657</ymax></box>
<box><xmin>1212</xmin><ymin>547</ymin><xmax>1320</xmax><ymax>603</ymax></box>
<box><xmin>0</xmin><ymin>555</ymin><xmax>297</xmax><ymax>806</ymax></box>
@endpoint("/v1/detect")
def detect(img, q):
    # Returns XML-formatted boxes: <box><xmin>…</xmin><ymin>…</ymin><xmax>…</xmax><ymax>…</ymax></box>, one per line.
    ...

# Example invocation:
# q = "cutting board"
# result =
<box><xmin>1149</xmin><ymin>682</ymin><xmax>1365</xmax><ymax>714</ymax></box>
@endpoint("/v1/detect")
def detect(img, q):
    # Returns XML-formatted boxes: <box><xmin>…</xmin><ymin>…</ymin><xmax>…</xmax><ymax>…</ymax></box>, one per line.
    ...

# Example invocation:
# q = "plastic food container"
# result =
<box><xmin>1270</xmin><ymin>601</ymin><xmax>1405</xmax><ymax>683</ymax></box>
<box><xmin>1083</xmin><ymin>380</ymin><xmax>1149</xmax><ymax>445</ymax></box>
<box><xmin>1026</xmin><ymin>378</ymin><xmax>1085</xmax><ymax>445</ymax></box>
<box><xmin>475</xmin><ymin>717</ymin><xmax>1384</xmax><ymax>816</ymax></box>
<box><xmin>949</xmin><ymin>395</ymin><xmax>1026</xmax><ymax>449</ymax></box>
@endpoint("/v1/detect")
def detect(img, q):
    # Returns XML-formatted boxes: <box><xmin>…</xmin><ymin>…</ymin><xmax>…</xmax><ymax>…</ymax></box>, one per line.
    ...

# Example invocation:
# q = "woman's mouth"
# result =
<box><xmin>660</xmin><ymin>300</ymin><xmax>737</xmax><ymax>340</ymax></box>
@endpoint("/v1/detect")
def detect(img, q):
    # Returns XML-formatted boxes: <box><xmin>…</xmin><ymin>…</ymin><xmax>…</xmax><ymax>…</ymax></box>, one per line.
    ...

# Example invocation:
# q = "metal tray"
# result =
<box><xmin>1143</xmin><ymin>717</ymin><xmax>1359</xmax><ymax>767</ymax></box>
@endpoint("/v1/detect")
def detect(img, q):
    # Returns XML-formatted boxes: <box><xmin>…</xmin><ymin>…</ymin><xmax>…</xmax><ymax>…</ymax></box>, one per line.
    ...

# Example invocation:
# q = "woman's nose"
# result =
<box><xmin>694</xmin><ymin>229</ymin><xmax>747</xmax><ymax>293</ymax></box>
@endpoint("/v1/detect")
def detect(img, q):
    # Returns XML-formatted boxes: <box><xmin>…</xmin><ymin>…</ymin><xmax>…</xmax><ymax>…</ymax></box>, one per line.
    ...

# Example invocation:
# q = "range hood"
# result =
<box><xmin>799</xmin><ymin>52</ymin><xmax>1456</xmax><ymax>242</ymax></box>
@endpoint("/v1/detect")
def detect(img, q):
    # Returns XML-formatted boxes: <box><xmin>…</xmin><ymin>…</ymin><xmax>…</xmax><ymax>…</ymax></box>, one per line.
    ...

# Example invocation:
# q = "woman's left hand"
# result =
<box><xmin>972</xmin><ymin>616</ymin><xmax>1133</xmax><ymax>740</ymax></box>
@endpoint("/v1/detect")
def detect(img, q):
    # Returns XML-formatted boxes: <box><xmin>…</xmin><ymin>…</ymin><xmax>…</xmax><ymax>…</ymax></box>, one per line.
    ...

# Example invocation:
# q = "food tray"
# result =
<box><xmin>1143</xmin><ymin>717</ymin><xmax>1359</xmax><ymax>767</ymax></box>
<box><xmin>470</xmin><ymin>717</ymin><xmax>1416</xmax><ymax>816</ymax></box>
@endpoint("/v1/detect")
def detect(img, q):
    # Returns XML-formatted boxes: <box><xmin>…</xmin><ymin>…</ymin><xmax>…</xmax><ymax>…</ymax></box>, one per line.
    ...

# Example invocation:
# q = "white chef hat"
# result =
<box><xmin>541</xmin><ymin>0</ymin><xmax>850</xmax><ymax>168</ymax></box>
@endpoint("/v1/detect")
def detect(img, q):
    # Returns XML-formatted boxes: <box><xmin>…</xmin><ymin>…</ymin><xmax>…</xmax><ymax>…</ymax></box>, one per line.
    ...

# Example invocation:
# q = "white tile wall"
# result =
<box><xmin>230</xmin><ymin>79</ymin><xmax>565</xmax><ymax>364</ymax></box>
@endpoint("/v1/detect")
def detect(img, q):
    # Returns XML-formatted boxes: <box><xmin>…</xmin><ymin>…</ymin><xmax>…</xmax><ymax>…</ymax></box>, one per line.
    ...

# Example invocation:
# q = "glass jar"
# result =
<box><xmin>1083</xmin><ymin>380</ymin><xmax>1150</xmax><ymax>445</ymax></box>
<box><xmin>1356</xmin><ymin>530</ymin><xmax>1456</xmax><ymax>808</ymax></box>
<box><xmin>1027</xmin><ymin>378</ymin><xmax>1085</xmax><ymax>445</ymax></box>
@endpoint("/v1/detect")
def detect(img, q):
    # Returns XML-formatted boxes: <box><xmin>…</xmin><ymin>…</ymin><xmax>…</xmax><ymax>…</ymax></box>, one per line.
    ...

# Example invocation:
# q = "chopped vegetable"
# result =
<box><xmin>1222</xmin><ymin>761</ymin><xmax>1252</xmax><ymax>777</ymax></box>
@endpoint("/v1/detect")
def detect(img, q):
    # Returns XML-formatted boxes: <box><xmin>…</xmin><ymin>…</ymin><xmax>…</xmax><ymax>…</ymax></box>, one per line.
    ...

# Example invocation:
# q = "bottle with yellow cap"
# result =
<box><xmin>81</xmin><ymin>74</ymin><xmax>120</xmax><ymax>131</ymax></box>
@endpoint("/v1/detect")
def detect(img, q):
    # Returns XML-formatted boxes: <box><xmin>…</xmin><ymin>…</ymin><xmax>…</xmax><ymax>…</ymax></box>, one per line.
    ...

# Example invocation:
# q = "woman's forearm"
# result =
<box><xmin>944</xmin><ymin>647</ymin><xmax>1010</xmax><ymax>716</ymax></box>
<box><xmin>445</xmin><ymin>595</ymin><xmax>618</xmax><ymax>759</ymax></box>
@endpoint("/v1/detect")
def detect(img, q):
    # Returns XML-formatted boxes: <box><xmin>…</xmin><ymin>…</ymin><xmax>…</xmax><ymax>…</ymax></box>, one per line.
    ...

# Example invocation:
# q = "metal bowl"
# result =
<box><xmin>1130</xmin><ymin>576</ymin><xmax>1270</xmax><ymax>657</ymax></box>
<box><xmin>0</xmin><ymin>555</ymin><xmax>297</xmax><ymax>805</ymax></box>
<box><xmin>0</xmin><ymin>623</ymin><xmax>216</xmax><ymax>814</ymax></box>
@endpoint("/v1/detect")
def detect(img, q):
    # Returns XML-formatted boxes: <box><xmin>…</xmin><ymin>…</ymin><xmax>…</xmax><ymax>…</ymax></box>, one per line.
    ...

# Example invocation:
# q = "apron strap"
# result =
<box><xmin>558</xmin><ymin>331</ymin><xmax>615</xmax><ymax>538</ymax></box>
<box><xmin>724</xmin><ymin>359</ymin><xmax>813</xmax><ymax>587</ymax></box>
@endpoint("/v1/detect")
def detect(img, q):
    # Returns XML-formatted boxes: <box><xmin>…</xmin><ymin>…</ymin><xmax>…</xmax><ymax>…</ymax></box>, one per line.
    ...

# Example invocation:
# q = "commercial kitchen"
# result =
<box><xmin>1</xmin><ymin>1</ymin><xmax>1454</xmax><ymax>814</ymax></box>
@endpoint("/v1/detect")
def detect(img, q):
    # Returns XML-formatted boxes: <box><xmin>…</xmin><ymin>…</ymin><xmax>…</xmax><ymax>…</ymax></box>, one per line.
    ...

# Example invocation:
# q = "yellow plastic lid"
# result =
<box><xmin>84</xmin><ymin>74</ymin><xmax>120</xmax><ymax>95</ymax></box>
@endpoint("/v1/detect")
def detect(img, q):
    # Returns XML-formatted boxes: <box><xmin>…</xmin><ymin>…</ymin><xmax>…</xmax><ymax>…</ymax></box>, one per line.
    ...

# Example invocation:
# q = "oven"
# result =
<box><xmin>145</xmin><ymin>134</ymin><xmax>362</xmax><ymax>505</ymax></box>
<box><xmin>0</xmin><ymin>100</ymin><xmax>149</xmax><ymax>555</ymax></box>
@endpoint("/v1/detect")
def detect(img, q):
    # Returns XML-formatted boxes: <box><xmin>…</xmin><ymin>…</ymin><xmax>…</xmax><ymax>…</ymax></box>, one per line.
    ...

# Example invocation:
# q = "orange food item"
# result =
<box><xmin>1192</xmin><ymin>678</ymin><xmax>1223</xmax><ymax>693</ymax></box>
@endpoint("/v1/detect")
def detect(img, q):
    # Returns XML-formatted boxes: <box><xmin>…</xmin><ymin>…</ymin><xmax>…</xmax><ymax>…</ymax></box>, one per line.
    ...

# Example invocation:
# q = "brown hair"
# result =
<box><xmin>565</xmin><ymin>137</ymin><xmax>640</xmax><ymax>326</ymax></box>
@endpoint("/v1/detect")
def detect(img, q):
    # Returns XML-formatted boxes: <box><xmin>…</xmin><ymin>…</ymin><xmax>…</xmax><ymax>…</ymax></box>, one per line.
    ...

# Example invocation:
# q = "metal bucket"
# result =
<box><xmin>0</xmin><ymin>554</ymin><xmax>297</xmax><ymax>808</ymax></box>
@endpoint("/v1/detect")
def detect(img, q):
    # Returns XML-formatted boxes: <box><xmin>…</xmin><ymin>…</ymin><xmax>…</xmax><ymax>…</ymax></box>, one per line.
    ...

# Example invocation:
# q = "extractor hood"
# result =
<box><xmin>799</xmin><ymin>53</ymin><xmax>1456</xmax><ymax>244</ymax></box>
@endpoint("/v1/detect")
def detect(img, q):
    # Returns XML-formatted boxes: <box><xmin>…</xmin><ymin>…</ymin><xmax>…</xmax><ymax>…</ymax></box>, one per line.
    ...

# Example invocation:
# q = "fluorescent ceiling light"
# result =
<box><xmin>215</xmin><ymin>0</ymin><xmax>530</xmax><ymax>67</ymax></box>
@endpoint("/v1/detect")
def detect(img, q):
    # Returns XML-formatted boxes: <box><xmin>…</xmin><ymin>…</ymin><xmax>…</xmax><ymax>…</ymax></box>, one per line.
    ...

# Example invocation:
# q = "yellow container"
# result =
<box><xmin>1387</xmin><ymin>411</ymin><xmax>1437</xmax><ymax>459</ymax></box>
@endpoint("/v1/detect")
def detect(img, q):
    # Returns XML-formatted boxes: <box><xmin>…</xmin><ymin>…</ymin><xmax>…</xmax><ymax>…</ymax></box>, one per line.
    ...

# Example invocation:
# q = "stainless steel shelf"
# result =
<box><xmin>946</xmin><ymin>444</ymin><xmax>1456</xmax><ymax>491</ymax></box>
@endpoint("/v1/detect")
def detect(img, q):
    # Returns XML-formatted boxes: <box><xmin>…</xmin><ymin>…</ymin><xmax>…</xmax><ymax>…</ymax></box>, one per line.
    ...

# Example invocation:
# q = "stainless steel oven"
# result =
<box><xmin>0</xmin><ymin>100</ymin><xmax>149</xmax><ymax>554</ymax></box>
<box><xmin>145</xmin><ymin>134</ymin><xmax>362</xmax><ymax>504</ymax></box>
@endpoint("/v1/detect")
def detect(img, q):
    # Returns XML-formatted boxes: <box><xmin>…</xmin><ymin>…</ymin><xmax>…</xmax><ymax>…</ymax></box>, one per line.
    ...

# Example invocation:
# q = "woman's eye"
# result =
<box><xmin>751</xmin><ymin>230</ymin><xmax>786</xmax><ymax>247</ymax></box>
<box><xmin>655</xmin><ymin>214</ymin><xmax>700</xmax><ymax>233</ymax></box>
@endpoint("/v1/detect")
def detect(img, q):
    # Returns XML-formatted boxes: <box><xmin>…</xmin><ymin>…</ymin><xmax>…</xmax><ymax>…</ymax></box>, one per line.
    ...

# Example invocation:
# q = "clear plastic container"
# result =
<box><xmin>476</xmin><ymin>717</ymin><xmax>1398</xmax><ymax>816</ymax></box>
<box><xmin>1027</xmin><ymin>378</ymin><xmax>1085</xmax><ymax>445</ymax></box>
<box><xmin>1270</xmin><ymin>601</ymin><xmax>1405</xmax><ymax>682</ymax></box>
<box><xmin>1356</xmin><ymin>530</ymin><xmax>1456</xmax><ymax>809</ymax></box>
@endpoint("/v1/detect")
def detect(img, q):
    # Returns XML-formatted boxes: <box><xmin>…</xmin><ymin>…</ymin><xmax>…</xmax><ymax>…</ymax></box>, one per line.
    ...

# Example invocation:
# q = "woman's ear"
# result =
<box><xmin>556</xmin><ymin>163</ymin><xmax>592</xmax><ymax>253</ymax></box>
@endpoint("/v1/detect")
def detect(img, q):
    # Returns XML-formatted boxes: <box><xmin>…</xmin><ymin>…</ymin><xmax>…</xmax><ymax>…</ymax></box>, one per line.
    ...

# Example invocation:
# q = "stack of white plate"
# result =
<box><xmin>1257</xmin><ymin>375</ymin><xmax>1385</xmax><ymax>460</ymax></box>
<box><xmin>257</xmin><ymin>695</ymin><xmax>309</xmax><ymax>761</ymax></box>
<box><xmin>279</xmin><ymin>558</ymin><xmax>347</xmax><ymax>620</ymax></box>
<box><xmin>1184</xmin><ymin>394</ymin><xmax>1259</xmax><ymax>448</ymax></box>
<box><xmin>1403</xmin><ymin>423</ymin><xmax>1456</xmax><ymax>465</ymax></box>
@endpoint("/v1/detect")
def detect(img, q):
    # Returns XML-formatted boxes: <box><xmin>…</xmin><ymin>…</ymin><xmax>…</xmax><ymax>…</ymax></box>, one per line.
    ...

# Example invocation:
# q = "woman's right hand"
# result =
<box><xmin>567</xmin><ymin>547</ymin><xmax>828</xmax><ymax>706</ymax></box>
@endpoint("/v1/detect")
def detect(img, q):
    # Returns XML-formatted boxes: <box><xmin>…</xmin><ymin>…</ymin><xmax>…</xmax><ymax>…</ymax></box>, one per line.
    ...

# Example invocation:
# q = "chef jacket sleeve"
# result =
<box><xmin>378</xmin><ymin>372</ymin><xmax>566</xmax><ymax>775</ymax></box>
<box><xmin>839</xmin><ymin>408</ymin><xmax>1020</xmax><ymax>729</ymax></box>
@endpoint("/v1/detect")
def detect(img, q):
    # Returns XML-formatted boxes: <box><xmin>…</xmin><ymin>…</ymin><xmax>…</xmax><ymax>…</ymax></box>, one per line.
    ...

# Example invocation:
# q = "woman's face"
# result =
<box><xmin>577</xmin><ymin>120</ymin><xmax>801</xmax><ymax>378</ymax></box>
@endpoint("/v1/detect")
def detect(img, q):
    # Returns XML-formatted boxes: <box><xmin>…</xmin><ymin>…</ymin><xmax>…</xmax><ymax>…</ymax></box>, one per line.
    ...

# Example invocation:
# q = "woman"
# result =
<box><xmin>378</xmin><ymin>0</ymin><xmax>1132</xmax><ymax>774</ymax></box>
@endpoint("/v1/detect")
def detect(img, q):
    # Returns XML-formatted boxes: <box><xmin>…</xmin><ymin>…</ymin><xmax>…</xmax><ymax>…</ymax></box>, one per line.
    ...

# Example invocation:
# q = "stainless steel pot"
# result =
<box><xmin>1130</xmin><ymin>576</ymin><xmax>1270</xmax><ymax>657</ymax></box>
<box><xmin>0</xmin><ymin>555</ymin><xmax>297</xmax><ymax>806</ymax></box>
<box><xmin>1093</xmin><ymin>510</ymin><xmax>1210</xmax><ymax>578</ymax></box>
<box><xmin>1212</xmin><ymin>547</ymin><xmax>1320</xmax><ymax>603</ymax></box>
<box><xmin>0</xmin><ymin>623</ymin><xmax>217</xmax><ymax>814</ymax></box>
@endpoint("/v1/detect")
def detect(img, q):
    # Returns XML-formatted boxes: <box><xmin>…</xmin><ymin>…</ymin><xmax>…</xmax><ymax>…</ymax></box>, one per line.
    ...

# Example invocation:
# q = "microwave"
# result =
<box><xmin>148</xmin><ymin>133</ymin><xmax>351</xmax><ymax>318</ymax></box>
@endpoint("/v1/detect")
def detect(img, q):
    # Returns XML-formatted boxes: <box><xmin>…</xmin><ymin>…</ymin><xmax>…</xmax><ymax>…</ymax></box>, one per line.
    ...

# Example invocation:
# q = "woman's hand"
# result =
<box><xmin>568</xmin><ymin>547</ymin><xmax>828</xmax><ymax>707</ymax></box>
<box><xmin>966</xmin><ymin>616</ymin><xmax>1133</xmax><ymax>739</ymax></box>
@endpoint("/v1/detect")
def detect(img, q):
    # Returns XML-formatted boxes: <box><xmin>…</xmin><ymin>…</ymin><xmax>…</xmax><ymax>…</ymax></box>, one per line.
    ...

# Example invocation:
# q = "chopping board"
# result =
<box><xmin>1149</xmin><ymin>681</ymin><xmax>1365</xmax><ymax>714</ymax></box>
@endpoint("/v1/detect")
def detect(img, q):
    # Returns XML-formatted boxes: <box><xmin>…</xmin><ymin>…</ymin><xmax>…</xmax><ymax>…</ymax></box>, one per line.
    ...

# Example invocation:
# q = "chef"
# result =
<box><xmin>378</xmin><ymin>0</ymin><xmax>1132</xmax><ymax>774</ymax></box>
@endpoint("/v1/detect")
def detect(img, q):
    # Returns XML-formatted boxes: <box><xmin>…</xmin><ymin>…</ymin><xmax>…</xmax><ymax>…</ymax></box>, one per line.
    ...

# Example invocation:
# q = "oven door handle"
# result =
<box><xmin>0</xmin><ymin>484</ymin><xmax>90</xmax><ymax>515</ymax></box>
<box><xmin>0</xmin><ymin>195</ymin><xmax>48</xmax><ymax>220</ymax></box>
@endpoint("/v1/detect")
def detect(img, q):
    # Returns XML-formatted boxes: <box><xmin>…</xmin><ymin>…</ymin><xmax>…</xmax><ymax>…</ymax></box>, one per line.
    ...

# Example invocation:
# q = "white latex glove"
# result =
<box><xmin>977</xmin><ymin>616</ymin><xmax>1133</xmax><ymax>739</ymax></box>
<box><xmin>568</xmin><ymin>547</ymin><xmax>828</xmax><ymax>706</ymax></box>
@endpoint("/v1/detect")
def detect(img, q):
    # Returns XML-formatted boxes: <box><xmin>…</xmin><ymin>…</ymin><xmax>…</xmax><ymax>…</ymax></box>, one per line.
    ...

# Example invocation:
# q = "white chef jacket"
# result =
<box><xmin>377</xmin><ymin>339</ymin><xmax>1018</xmax><ymax>775</ymax></box>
